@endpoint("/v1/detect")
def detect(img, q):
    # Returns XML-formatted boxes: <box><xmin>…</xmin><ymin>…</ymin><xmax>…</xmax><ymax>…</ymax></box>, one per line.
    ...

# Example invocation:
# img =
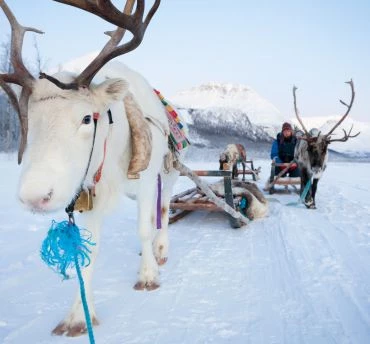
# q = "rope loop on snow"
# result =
<box><xmin>40</xmin><ymin>219</ymin><xmax>96</xmax><ymax>343</ymax></box>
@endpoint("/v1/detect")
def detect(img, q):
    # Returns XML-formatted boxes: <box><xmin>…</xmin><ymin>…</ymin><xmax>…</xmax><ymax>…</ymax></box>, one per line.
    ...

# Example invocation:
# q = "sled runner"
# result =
<box><xmin>236</xmin><ymin>160</ymin><xmax>261</xmax><ymax>181</ymax></box>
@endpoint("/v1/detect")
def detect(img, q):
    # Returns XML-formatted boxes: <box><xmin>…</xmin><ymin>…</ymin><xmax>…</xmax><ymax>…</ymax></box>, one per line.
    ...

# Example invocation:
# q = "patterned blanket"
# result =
<box><xmin>154</xmin><ymin>89</ymin><xmax>190</xmax><ymax>152</ymax></box>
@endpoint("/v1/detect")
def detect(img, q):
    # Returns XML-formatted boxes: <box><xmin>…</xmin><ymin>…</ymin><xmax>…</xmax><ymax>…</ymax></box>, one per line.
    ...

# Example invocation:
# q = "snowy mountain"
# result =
<box><xmin>170</xmin><ymin>82</ymin><xmax>284</xmax><ymax>138</ymax></box>
<box><xmin>183</xmin><ymin>107</ymin><xmax>272</xmax><ymax>142</ymax></box>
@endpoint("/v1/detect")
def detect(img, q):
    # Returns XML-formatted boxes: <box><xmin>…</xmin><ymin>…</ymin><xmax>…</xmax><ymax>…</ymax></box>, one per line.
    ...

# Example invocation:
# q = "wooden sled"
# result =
<box><xmin>265</xmin><ymin>160</ymin><xmax>301</xmax><ymax>194</ymax></box>
<box><xmin>170</xmin><ymin>162</ymin><xmax>250</xmax><ymax>228</ymax></box>
<box><xmin>236</xmin><ymin>160</ymin><xmax>261</xmax><ymax>181</ymax></box>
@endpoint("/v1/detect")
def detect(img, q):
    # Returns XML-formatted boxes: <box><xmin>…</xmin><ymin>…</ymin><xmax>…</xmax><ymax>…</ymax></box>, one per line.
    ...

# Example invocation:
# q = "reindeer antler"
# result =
<box><xmin>327</xmin><ymin>125</ymin><xmax>360</xmax><ymax>143</ymax></box>
<box><xmin>0</xmin><ymin>0</ymin><xmax>161</xmax><ymax>163</ymax></box>
<box><xmin>0</xmin><ymin>0</ymin><xmax>44</xmax><ymax>164</ymax></box>
<box><xmin>326</xmin><ymin>79</ymin><xmax>355</xmax><ymax>136</ymax></box>
<box><xmin>326</xmin><ymin>79</ymin><xmax>355</xmax><ymax>137</ymax></box>
<box><xmin>40</xmin><ymin>0</ymin><xmax>161</xmax><ymax>89</ymax></box>
<box><xmin>292</xmin><ymin>85</ymin><xmax>310</xmax><ymax>136</ymax></box>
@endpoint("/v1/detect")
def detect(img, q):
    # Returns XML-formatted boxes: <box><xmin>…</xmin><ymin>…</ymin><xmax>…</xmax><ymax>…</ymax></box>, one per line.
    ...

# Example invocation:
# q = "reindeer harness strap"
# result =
<box><xmin>93</xmin><ymin>109</ymin><xmax>113</xmax><ymax>187</ymax></box>
<box><xmin>65</xmin><ymin>110</ymin><xmax>113</xmax><ymax>214</ymax></box>
<box><xmin>65</xmin><ymin>112</ymin><xmax>100</xmax><ymax>216</ymax></box>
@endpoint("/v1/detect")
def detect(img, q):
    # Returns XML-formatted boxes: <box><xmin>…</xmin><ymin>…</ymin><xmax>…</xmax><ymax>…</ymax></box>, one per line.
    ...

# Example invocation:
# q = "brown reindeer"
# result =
<box><xmin>293</xmin><ymin>80</ymin><xmax>360</xmax><ymax>208</ymax></box>
<box><xmin>219</xmin><ymin>143</ymin><xmax>247</xmax><ymax>180</ymax></box>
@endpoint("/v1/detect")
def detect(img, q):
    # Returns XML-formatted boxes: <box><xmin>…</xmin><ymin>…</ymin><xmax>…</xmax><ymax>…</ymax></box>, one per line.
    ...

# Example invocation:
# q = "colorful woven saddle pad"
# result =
<box><xmin>154</xmin><ymin>89</ymin><xmax>190</xmax><ymax>151</ymax></box>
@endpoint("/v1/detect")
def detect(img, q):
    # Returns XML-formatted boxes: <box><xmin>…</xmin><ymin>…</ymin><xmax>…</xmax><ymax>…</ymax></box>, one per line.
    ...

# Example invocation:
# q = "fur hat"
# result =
<box><xmin>282</xmin><ymin>122</ymin><xmax>292</xmax><ymax>131</ymax></box>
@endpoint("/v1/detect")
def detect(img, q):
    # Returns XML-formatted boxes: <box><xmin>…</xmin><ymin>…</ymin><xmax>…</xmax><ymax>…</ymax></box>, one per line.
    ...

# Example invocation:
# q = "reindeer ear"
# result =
<box><xmin>93</xmin><ymin>78</ymin><xmax>129</xmax><ymax>103</ymax></box>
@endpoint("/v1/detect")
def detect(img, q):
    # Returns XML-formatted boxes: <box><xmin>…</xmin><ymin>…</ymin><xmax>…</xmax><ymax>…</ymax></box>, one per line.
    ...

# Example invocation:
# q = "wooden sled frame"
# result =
<box><xmin>171</xmin><ymin>161</ymin><xmax>250</xmax><ymax>228</ymax></box>
<box><xmin>235</xmin><ymin>159</ymin><xmax>261</xmax><ymax>181</ymax></box>
<box><xmin>266</xmin><ymin>160</ymin><xmax>301</xmax><ymax>194</ymax></box>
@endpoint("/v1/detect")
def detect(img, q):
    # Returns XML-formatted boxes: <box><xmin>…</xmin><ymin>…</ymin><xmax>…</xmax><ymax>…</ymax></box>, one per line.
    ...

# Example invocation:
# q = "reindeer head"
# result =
<box><xmin>19</xmin><ymin>75</ymin><xmax>129</xmax><ymax>212</ymax></box>
<box><xmin>0</xmin><ymin>0</ymin><xmax>160</xmax><ymax>212</ymax></box>
<box><xmin>219</xmin><ymin>152</ymin><xmax>229</xmax><ymax>170</ymax></box>
<box><xmin>293</xmin><ymin>81</ymin><xmax>359</xmax><ymax>178</ymax></box>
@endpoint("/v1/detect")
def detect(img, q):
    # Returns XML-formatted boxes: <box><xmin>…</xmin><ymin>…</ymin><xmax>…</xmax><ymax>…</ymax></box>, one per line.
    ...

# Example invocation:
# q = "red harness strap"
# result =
<box><xmin>91</xmin><ymin>112</ymin><xmax>108</xmax><ymax>195</ymax></box>
<box><xmin>93</xmin><ymin>139</ymin><xmax>107</xmax><ymax>185</ymax></box>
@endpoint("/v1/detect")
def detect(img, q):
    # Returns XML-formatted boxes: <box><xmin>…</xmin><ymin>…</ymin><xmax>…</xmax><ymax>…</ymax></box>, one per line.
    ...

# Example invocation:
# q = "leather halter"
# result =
<box><xmin>65</xmin><ymin>110</ymin><xmax>113</xmax><ymax>216</ymax></box>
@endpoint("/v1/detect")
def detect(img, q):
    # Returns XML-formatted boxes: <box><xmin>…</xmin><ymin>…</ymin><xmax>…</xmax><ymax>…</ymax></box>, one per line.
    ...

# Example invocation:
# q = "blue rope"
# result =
<box><xmin>300</xmin><ymin>179</ymin><xmax>312</xmax><ymax>203</ymax></box>
<box><xmin>286</xmin><ymin>179</ymin><xmax>312</xmax><ymax>207</ymax></box>
<box><xmin>75</xmin><ymin>256</ymin><xmax>95</xmax><ymax>344</ymax></box>
<box><xmin>40</xmin><ymin>219</ymin><xmax>96</xmax><ymax>343</ymax></box>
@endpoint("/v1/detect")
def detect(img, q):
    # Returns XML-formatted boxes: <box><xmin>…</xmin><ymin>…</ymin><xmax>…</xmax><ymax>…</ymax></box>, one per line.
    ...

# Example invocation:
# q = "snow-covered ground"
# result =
<box><xmin>0</xmin><ymin>154</ymin><xmax>369</xmax><ymax>344</ymax></box>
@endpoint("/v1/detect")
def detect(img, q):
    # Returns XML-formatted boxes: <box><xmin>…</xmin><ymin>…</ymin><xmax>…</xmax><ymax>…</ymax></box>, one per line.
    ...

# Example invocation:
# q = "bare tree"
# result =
<box><xmin>32</xmin><ymin>36</ymin><xmax>49</xmax><ymax>75</ymax></box>
<box><xmin>0</xmin><ymin>34</ymin><xmax>47</xmax><ymax>153</ymax></box>
<box><xmin>0</xmin><ymin>37</ymin><xmax>20</xmax><ymax>152</ymax></box>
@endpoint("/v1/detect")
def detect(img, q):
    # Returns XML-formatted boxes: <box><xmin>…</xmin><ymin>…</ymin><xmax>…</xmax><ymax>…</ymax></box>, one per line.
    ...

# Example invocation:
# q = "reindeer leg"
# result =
<box><xmin>134</xmin><ymin>180</ymin><xmax>159</xmax><ymax>291</ymax></box>
<box><xmin>300</xmin><ymin>168</ymin><xmax>314</xmax><ymax>209</ymax></box>
<box><xmin>153</xmin><ymin>170</ymin><xmax>179</xmax><ymax>266</ymax></box>
<box><xmin>232</xmin><ymin>163</ymin><xmax>238</xmax><ymax>179</ymax></box>
<box><xmin>311</xmin><ymin>178</ymin><xmax>319</xmax><ymax>209</ymax></box>
<box><xmin>52</xmin><ymin>211</ymin><xmax>102</xmax><ymax>337</ymax></box>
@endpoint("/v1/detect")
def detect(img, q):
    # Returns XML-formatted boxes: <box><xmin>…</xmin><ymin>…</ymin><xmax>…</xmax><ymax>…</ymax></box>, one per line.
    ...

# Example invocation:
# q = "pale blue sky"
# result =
<box><xmin>1</xmin><ymin>0</ymin><xmax>369</xmax><ymax>121</ymax></box>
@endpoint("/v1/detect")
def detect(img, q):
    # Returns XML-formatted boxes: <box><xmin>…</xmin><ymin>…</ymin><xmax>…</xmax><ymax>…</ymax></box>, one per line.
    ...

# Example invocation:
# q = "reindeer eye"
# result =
<box><xmin>82</xmin><ymin>115</ymin><xmax>91</xmax><ymax>125</ymax></box>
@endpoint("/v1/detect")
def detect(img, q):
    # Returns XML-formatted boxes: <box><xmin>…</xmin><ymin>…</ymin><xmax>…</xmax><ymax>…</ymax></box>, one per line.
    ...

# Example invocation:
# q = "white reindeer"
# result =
<box><xmin>0</xmin><ymin>0</ymin><xmax>185</xmax><ymax>337</ymax></box>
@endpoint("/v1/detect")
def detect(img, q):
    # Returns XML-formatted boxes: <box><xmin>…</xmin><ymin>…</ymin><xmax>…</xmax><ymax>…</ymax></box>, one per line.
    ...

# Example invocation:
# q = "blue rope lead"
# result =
<box><xmin>40</xmin><ymin>219</ymin><xmax>96</xmax><ymax>343</ymax></box>
<box><xmin>75</xmin><ymin>256</ymin><xmax>95</xmax><ymax>344</ymax></box>
<box><xmin>300</xmin><ymin>179</ymin><xmax>312</xmax><ymax>203</ymax></box>
<box><xmin>286</xmin><ymin>179</ymin><xmax>312</xmax><ymax>207</ymax></box>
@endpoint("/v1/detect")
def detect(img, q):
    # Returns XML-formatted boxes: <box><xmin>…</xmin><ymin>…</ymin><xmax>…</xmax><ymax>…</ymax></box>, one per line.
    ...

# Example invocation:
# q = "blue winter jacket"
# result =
<box><xmin>270</xmin><ymin>133</ymin><xmax>297</xmax><ymax>163</ymax></box>
<box><xmin>270</xmin><ymin>139</ymin><xmax>281</xmax><ymax>162</ymax></box>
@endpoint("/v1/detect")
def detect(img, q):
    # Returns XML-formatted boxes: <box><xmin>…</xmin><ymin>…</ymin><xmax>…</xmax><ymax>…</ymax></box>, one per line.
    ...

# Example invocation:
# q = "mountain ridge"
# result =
<box><xmin>170</xmin><ymin>82</ymin><xmax>370</xmax><ymax>157</ymax></box>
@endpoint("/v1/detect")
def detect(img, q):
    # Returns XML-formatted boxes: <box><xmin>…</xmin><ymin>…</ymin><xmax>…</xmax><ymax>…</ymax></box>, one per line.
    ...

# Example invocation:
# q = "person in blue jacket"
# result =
<box><xmin>270</xmin><ymin>122</ymin><xmax>300</xmax><ymax>177</ymax></box>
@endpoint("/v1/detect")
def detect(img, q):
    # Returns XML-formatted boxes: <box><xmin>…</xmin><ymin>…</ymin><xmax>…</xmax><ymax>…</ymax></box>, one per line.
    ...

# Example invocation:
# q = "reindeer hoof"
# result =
<box><xmin>52</xmin><ymin>317</ymin><xmax>99</xmax><ymax>337</ymax></box>
<box><xmin>154</xmin><ymin>244</ymin><xmax>168</xmax><ymax>266</ymax></box>
<box><xmin>65</xmin><ymin>323</ymin><xmax>87</xmax><ymax>337</ymax></box>
<box><xmin>146</xmin><ymin>281</ymin><xmax>160</xmax><ymax>291</ymax></box>
<box><xmin>133</xmin><ymin>281</ymin><xmax>160</xmax><ymax>291</ymax></box>
<box><xmin>52</xmin><ymin>322</ymin><xmax>68</xmax><ymax>336</ymax></box>
<box><xmin>156</xmin><ymin>257</ymin><xmax>168</xmax><ymax>266</ymax></box>
<box><xmin>304</xmin><ymin>202</ymin><xmax>316</xmax><ymax>209</ymax></box>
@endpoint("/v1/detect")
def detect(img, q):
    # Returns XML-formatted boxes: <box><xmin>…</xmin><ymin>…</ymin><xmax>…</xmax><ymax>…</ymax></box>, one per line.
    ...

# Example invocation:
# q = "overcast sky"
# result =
<box><xmin>1</xmin><ymin>0</ymin><xmax>369</xmax><ymax>121</ymax></box>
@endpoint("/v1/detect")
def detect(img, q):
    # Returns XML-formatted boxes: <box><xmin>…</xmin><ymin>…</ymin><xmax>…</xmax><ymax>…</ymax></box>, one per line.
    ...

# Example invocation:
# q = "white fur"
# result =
<box><xmin>18</xmin><ymin>62</ymin><xmax>185</xmax><ymax>335</ymax></box>
<box><xmin>209</xmin><ymin>181</ymin><xmax>268</xmax><ymax>219</ymax></box>
<box><xmin>220</xmin><ymin>144</ymin><xmax>242</xmax><ymax>165</ymax></box>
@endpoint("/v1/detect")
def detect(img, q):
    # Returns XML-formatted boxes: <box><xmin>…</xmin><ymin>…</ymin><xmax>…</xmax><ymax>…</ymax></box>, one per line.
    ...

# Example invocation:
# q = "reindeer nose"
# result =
<box><xmin>42</xmin><ymin>190</ymin><xmax>53</xmax><ymax>203</ymax></box>
<box><xmin>19</xmin><ymin>189</ymin><xmax>54</xmax><ymax>211</ymax></box>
